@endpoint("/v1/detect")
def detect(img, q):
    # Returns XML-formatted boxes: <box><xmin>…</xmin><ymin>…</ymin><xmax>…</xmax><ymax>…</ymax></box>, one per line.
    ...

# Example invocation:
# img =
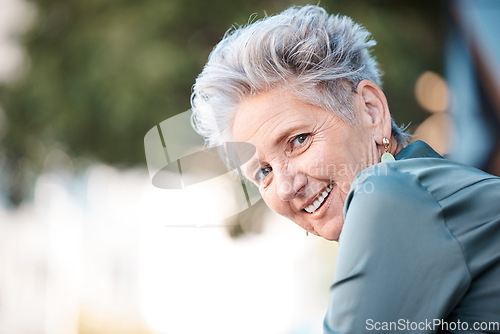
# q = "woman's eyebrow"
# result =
<box><xmin>241</xmin><ymin>123</ymin><xmax>308</xmax><ymax>178</ymax></box>
<box><xmin>272</xmin><ymin>124</ymin><xmax>306</xmax><ymax>147</ymax></box>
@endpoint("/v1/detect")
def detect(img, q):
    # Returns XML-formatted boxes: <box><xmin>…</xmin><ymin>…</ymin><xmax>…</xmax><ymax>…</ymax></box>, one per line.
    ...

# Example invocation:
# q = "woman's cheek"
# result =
<box><xmin>260</xmin><ymin>186</ymin><xmax>277</xmax><ymax>211</ymax></box>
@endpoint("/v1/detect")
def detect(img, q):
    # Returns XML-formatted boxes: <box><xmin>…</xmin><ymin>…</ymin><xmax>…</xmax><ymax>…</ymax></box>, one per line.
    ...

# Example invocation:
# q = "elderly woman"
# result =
<box><xmin>191</xmin><ymin>5</ymin><xmax>500</xmax><ymax>334</ymax></box>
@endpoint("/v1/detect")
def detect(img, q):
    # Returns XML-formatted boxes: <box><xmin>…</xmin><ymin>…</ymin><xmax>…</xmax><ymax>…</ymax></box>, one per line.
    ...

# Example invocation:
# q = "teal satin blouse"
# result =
<box><xmin>324</xmin><ymin>141</ymin><xmax>500</xmax><ymax>334</ymax></box>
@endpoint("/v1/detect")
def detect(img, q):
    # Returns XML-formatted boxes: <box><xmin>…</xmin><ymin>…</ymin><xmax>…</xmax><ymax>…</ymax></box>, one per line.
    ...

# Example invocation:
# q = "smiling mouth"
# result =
<box><xmin>304</xmin><ymin>183</ymin><xmax>333</xmax><ymax>214</ymax></box>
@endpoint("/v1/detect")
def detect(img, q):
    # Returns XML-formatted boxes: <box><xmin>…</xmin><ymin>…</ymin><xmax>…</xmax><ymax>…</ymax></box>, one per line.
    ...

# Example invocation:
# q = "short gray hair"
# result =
<box><xmin>191</xmin><ymin>5</ymin><xmax>410</xmax><ymax>146</ymax></box>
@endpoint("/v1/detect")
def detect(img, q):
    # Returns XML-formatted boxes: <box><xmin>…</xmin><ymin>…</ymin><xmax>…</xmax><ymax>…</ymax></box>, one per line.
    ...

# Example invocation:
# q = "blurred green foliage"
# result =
<box><xmin>0</xmin><ymin>0</ymin><xmax>443</xmax><ymax>205</ymax></box>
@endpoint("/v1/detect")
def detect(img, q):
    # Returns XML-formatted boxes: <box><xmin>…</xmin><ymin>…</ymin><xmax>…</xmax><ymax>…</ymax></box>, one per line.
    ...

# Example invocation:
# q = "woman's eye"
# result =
<box><xmin>291</xmin><ymin>133</ymin><xmax>309</xmax><ymax>148</ymax></box>
<box><xmin>255</xmin><ymin>166</ymin><xmax>272</xmax><ymax>181</ymax></box>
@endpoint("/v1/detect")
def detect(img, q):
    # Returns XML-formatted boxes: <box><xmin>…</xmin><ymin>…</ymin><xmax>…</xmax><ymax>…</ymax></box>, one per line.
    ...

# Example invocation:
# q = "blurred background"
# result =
<box><xmin>0</xmin><ymin>0</ymin><xmax>499</xmax><ymax>333</ymax></box>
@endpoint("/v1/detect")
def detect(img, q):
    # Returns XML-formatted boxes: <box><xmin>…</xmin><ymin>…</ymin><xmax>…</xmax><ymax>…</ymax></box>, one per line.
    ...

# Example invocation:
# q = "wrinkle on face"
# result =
<box><xmin>232</xmin><ymin>88</ymin><xmax>378</xmax><ymax>241</ymax></box>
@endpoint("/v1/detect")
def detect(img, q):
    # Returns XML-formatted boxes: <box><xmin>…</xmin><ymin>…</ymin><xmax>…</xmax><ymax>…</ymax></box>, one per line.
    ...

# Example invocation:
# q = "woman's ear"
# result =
<box><xmin>355</xmin><ymin>80</ymin><xmax>392</xmax><ymax>144</ymax></box>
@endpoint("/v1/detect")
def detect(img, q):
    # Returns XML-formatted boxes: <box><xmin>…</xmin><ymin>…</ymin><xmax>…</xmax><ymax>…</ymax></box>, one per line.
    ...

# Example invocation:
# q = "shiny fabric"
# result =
<box><xmin>324</xmin><ymin>141</ymin><xmax>500</xmax><ymax>334</ymax></box>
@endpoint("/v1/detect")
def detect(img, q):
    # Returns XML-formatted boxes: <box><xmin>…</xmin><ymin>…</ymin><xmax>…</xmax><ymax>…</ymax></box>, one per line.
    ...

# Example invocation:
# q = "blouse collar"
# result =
<box><xmin>395</xmin><ymin>140</ymin><xmax>444</xmax><ymax>161</ymax></box>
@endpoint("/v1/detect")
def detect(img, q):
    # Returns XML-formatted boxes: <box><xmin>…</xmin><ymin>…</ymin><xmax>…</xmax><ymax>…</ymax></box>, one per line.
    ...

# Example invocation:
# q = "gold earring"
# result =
<box><xmin>381</xmin><ymin>137</ymin><xmax>395</xmax><ymax>162</ymax></box>
<box><xmin>306</xmin><ymin>231</ymin><xmax>309</xmax><ymax>237</ymax></box>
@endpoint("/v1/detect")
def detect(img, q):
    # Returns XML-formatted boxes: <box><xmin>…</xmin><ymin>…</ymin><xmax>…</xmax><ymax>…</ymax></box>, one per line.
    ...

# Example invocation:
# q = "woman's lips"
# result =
<box><xmin>304</xmin><ymin>183</ymin><xmax>333</xmax><ymax>213</ymax></box>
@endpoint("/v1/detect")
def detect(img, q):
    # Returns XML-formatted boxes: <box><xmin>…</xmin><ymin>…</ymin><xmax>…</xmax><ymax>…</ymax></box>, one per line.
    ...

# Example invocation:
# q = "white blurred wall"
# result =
<box><xmin>0</xmin><ymin>165</ymin><xmax>337</xmax><ymax>334</ymax></box>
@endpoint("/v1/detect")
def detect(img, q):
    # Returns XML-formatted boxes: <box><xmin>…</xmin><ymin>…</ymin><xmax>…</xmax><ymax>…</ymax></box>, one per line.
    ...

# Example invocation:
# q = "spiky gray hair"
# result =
<box><xmin>191</xmin><ymin>5</ymin><xmax>410</xmax><ymax>146</ymax></box>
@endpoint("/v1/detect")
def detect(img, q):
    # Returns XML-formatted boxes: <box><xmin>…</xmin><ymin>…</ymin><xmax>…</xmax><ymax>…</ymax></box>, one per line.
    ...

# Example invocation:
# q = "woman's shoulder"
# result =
<box><xmin>340</xmin><ymin>161</ymin><xmax>449</xmax><ymax>250</ymax></box>
<box><xmin>345</xmin><ymin>161</ymin><xmax>432</xmax><ymax>216</ymax></box>
<box><xmin>350</xmin><ymin>142</ymin><xmax>500</xmax><ymax>206</ymax></box>
<box><xmin>341</xmin><ymin>160</ymin><xmax>453</xmax><ymax>249</ymax></box>
<box><xmin>344</xmin><ymin>150</ymin><xmax>500</xmax><ymax>241</ymax></box>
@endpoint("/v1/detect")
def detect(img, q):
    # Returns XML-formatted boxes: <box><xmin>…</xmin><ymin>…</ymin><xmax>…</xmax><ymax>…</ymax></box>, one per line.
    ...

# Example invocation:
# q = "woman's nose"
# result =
<box><xmin>276</xmin><ymin>170</ymin><xmax>307</xmax><ymax>201</ymax></box>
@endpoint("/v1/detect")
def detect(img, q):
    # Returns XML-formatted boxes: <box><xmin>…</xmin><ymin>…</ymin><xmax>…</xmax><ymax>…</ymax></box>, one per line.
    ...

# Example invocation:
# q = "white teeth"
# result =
<box><xmin>304</xmin><ymin>183</ymin><xmax>333</xmax><ymax>214</ymax></box>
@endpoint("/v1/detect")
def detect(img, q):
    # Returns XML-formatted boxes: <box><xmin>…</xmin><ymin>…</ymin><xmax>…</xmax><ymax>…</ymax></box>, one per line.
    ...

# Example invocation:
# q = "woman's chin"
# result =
<box><xmin>318</xmin><ymin>230</ymin><xmax>339</xmax><ymax>241</ymax></box>
<box><xmin>315</xmin><ymin>218</ymin><xmax>343</xmax><ymax>241</ymax></box>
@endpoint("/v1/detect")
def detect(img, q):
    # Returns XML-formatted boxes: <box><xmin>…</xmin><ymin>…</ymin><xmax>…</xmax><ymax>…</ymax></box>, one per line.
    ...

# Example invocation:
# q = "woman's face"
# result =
<box><xmin>232</xmin><ymin>87</ymin><xmax>383</xmax><ymax>241</ymax></box>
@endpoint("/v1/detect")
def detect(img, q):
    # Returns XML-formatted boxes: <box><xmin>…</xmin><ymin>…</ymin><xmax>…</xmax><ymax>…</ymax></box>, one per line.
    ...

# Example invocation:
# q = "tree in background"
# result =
<box><xmin>0</xmin><ymin>0</ymin><xmax>443</xmax><ymax>206</ymax></box>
